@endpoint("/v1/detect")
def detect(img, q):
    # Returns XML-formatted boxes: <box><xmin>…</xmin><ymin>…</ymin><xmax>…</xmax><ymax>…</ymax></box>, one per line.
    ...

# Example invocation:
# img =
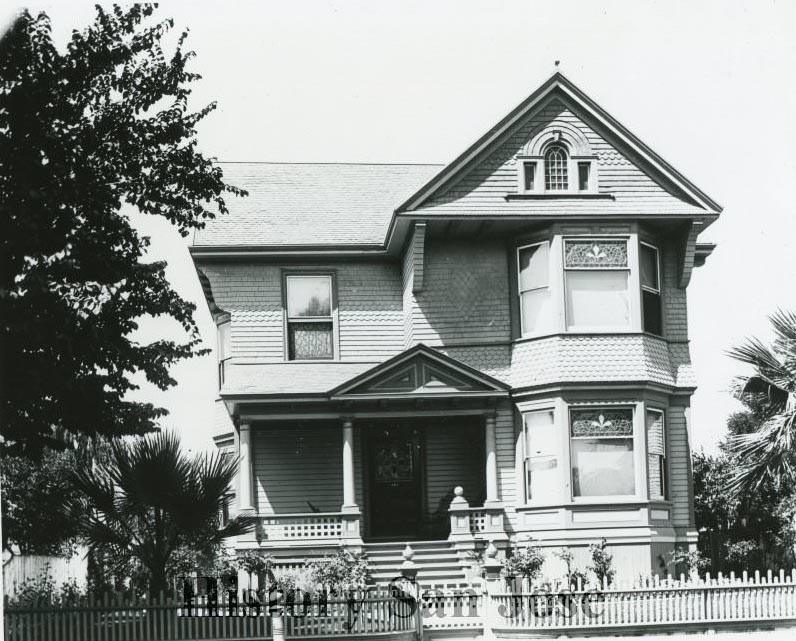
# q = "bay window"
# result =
<box><xmin>570</xmin><ymin>407</ymin><xmax>635</xmax><ymax>497</ymax></box>
<box><xmin>285</xmin><ymin>274</ymin><xmax>334</xmax><ymax>360</ymax></box>
<box><xmin>523</xmin><ymin>409</ymin><xmax>560</xmax><ymax>503</ymax></box>
<box><xmin>646</xmin><ymin>409</ymin><xmax>667</xmax><ymax>500</ymax></box>
<box><xmin>641</xmin><ymin>242</ymin><xmax>662</xmax><ymax>335</ymax></box>
<box><xmin>518</xmin><ymin>242</ymin><xmax>552</xmax><ymax>335</ymax></box>
<box><xmin>564</xmin><ymin>239</ymin><xmax>631</xmax><ymax>330</ymax></box>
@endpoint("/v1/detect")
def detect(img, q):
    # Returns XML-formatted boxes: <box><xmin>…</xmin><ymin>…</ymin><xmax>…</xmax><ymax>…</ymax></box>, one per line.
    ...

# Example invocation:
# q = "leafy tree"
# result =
<box><xmin>0</xmin><ymin>5</ymin><xmax>244</xmax><ymax>453</ymax></box>
<box><xmin>0</xmin><ymin>447</ymin><xmax>83</xmax><ymax>555</ymax></box>
<box><xmin>67</xmin><ymin>430</ymin><xmax>252</xmax><ymax>595</ymax></box>
<box><xmin>725</xmin><ymin>310</ymin><xmax>796</xmax><ymax>494</ymax></box>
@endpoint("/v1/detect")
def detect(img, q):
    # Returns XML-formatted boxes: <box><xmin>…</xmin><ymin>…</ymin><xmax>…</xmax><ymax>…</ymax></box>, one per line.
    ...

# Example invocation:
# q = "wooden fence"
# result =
<box><xmin>3</xmin><ymin>553</ymin><xmax>88</xmax><ymax>599</ymax></box>
<box><xmin>490</xmin><ymin>569</ymin><xmax>796</xmax><ymax>634</ymax></box>
<box><xmin>3</xmin><ymin>589</ymin><xmax>418</xmax><ymax>641</ymax></box>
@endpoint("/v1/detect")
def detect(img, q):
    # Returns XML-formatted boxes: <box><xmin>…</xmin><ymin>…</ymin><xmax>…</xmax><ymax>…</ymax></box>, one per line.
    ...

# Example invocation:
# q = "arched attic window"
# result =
<box><xmin>544</xmin><ymin>144</ymin><xmax>569</xmax><ymax>191</ymax></box>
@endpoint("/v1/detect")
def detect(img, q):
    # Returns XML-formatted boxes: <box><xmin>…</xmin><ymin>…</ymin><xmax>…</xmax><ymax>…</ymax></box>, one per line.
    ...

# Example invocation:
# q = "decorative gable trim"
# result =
<box><xmin>329</xmin><ymin>343</ymin><xmax>510</xmax><ymax>399</ymax></box>
<box><xmin>395</xmin><ymin>72</ymin><xmax>722</xmax><ymax>215</ymax></box>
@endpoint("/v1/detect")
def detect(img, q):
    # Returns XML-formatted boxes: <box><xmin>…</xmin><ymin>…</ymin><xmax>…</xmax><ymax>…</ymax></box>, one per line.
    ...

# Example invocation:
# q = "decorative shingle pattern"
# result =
<box><xmin>221</xmin><ymin>362</ymin><xmax>375</xmax><ymax>396</ymax></box>
<box><xmin>193</xmin><ymin>163</ymin><xmax>441</xmax><ymax>247</ymax></box>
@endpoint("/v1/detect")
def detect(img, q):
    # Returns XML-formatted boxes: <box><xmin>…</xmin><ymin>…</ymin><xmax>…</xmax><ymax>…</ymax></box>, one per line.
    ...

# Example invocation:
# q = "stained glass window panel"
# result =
<box><xmin>287</xmin><ymin>276</ymin><xmax>332</xmax><ymax>317</ymax></box>
<box><xmin>288</xmin><ymin>322</ymin><xmax>333</xmax><ymax>360</ymax></box>
<box><xmin>570</xmin><ymin>409</ymin><xmax>634</xmax><ymax>437</ymax></box>
<box><xmin>564</xmin><ymin>240</ymin><xmax>628</xmax><ymax>269</ymax></box>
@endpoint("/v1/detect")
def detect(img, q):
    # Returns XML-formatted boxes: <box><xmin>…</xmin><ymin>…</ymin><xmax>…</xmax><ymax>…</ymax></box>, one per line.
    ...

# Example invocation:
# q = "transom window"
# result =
<box><xmin>564</xmin><ymin>239</ymin><xmax>631</xmax><ymax>330</ymax></box>
<box><xmin>517</xmin><ymin>242</ymin><xmax>551</xmax><ymax>336</ymax></box>
<box><xmin>544</xmin><ymin>145</ymin><xmax>569</xmax><ymax>191</ymax></box>
<box><xmin>285</xmin><ymin>275</ymin><xmax>334</xmax><ymax>360</ymax></box>
<box><xmin>570</xmin><ymin>407</ymin><xmax>635</xmax><ymax>497</ymax></box>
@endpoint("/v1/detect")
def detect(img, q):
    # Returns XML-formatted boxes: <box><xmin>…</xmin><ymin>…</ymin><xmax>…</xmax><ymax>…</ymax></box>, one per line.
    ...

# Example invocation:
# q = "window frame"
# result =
<box><xmin>522</xmin><ymin>407</ymin><xmax>561</xmax><ymax>505</ymax></box>
<box><xmin>282</xmin><ymin>272</ymin><xmax>338</xmax><ymax>362</ymax></box>
<box><xmin>568</xmin><ymin>403</ymin><xmax>640</xmax><ymax>501</ymax></box>
<box><xmin>544</xmin><ymin>144</ymin><xmax>570</xmax><ymax>191</ymax></box>
<box><xmin>216</xmin><ymin>315</ymin><xmax>231</xmax><ymax>389</ymax></box>
<box><xmin>517</xmin><ymin>240</ymin><xmax>552</xmax><ymax>337</ymax></box>
<box><xmin>640</xmin><ymin>241</ymin><xmax>663</xmax><ymax>336</ymax></box>
<box><xmin>645</xmin><ymin>407</ymin><xmax>668</xmax><ymax>501</ymax></box>
<box><xmin>562</xmin><ymin>237</ymin><xmax>633</xmax><ymax>332</ymax></box>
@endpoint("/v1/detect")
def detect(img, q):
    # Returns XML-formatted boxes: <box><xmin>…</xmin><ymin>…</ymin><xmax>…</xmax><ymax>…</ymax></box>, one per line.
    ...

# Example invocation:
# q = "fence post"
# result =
<box><xmin>482</xmin><ymin>541</ymin><xmax>503</xmax><ymax>641</ymax></box>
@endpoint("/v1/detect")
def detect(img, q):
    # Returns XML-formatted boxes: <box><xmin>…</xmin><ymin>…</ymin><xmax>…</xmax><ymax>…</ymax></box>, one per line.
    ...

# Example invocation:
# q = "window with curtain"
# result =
<box><xmin>641</xmin><ymin>243</ymin><xmax>662</xmax><ymax>335</ymax></box>
<box><xmin>570</xmin><ymin>407</ymin><xmax>635</xmax><ymax>497</ymax></box>
<box><xmin>544</xmin><ymin>145</ymin><xmax>569</xmax><ymax>190</ymax></box>
<box><xmin>518</xmin><ymin>242</ymin><xmax>551</xmax><ymax>335</ymax></box>
<box><xmin>646</xmin><ymin>409</ymin><xmax>666</xmax><ymax>500</ymax></box>
<box><xmin>285</xmin><ymin>275</ymin><xmax>334</xmax><ymax>360</ymax></box>
<box><xmin>524</xmin><ymin>410</ymin><xmax>560</xmax><ymax>503</ymax></box>
<box><xmin>564</xmin><ymin>239</ymin><xmax>630</xmax><ymax>330</ymax></box>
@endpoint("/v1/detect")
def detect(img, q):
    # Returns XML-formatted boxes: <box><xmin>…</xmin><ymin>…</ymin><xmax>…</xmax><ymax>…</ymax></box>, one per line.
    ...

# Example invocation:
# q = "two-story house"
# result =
<box><xmin>190</xmin><ymin>72</ymin><xmax>720</xmax><ymax>584</ymax></box>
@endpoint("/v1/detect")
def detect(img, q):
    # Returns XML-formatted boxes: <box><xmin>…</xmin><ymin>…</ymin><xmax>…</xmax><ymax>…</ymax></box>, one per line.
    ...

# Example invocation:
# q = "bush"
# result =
<box><xmin>307</xmin><ymin>549</ymin><xmax>370</xmax><ymax>593</ymax></box>
<box><xmin>502</xmin><ymin>543</ymin><xmax>545</xmax><ymax>581</ymax></box>
<box><xmin>554</xmin><ymin>547</ymin><xmax>589</xmax><ymax>590</ymax></box>
<box><xmin>724</xmin><ymin>539</ymin><xmax>764</xmax><ymax>572</ymax></box>
<box><xmin>588</xmin><ymin>539</ymin><xmax>615</xmax><ymax>587</ymax></box>
<box><xmin>666</xmin><ymin>548</ymin><xmax>709</xmax><ymax>579</ymax></box>
<box><xmin>9</xmin><ymin>567</ymin><xmax>85</xmax><ymax>607</ymax></box>
<box><xmin>237</xmin><ymin>551</ymin><xmax>275</xmax><ymax>578</ymax></box>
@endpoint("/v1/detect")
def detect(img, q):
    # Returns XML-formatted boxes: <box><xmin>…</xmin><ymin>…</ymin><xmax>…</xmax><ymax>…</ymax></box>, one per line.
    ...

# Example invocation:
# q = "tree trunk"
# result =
<box><xmin>149</xmin><ymin>564</ymin><xmax>169</xmax><ymax>597</ymax></box>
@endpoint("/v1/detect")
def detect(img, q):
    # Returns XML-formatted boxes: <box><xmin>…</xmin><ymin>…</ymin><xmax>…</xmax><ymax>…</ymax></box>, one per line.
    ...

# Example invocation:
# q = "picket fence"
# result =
<box><xmin>3</xmin><ymin>589</ymin><xmax>417</xmax><ymax>641</ymax></box>
<box><xmin>491</xmin><ymin>569</ymin><xmax>796</xmax><ymax>633</ymax></box>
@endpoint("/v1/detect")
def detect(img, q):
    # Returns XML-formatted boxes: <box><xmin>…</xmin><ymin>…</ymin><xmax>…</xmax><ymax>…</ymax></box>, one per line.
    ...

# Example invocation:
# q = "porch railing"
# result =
<box><xmin>256</xmin><ymin>512</ymin><xmax>361</xmax><ymax>542</ymax></box>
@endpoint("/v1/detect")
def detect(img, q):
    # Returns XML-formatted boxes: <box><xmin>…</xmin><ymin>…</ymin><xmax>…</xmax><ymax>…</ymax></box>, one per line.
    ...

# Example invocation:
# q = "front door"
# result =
<box><xmin>366</xmin><ymin>424</ymin><xmax>422</xmax><ymax>539</ymax></box>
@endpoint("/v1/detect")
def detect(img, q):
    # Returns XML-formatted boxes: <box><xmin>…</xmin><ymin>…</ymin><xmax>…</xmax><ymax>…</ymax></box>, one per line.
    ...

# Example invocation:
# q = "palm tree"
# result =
<box><xmin>68</xmin><ymin>430</ymin><xmax>252</xmax><ymax>595</ymax></box>
<box><xmin>726</xmin><ymin>310</ymin><xmax>796</xmax><ymax>495</ymax></box>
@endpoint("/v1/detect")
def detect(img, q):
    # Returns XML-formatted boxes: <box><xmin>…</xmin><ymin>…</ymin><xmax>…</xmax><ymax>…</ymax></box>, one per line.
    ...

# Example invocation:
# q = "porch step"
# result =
<box><xmin>364</xmin><ymin>540</ymin><xmax>469</xmax><ymax>587</ymax></box>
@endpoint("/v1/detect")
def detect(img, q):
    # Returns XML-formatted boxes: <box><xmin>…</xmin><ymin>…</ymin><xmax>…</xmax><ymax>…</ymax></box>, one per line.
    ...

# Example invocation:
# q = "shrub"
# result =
<box><xmin>307</xmin><ymin>548</ymin><xmax>370</xmax><ymax>593</ymax></box>
<box><xmin>666</xmin><ymin>548</ymin><xmax>709</xmax><ymax>579</ymax></box>
<box><xmin>9</xmin><ymin>567</ymin><xmax>85</xmax><ymax>607</ymax></box>
<box><xmin>724</xmin><ymin>539</ymin><xmax>764</xmax><ymax>572</ymax></box>
<box><xmin>237</xmin><ymin>551</ymin><xmax>275</xmax><ymax>579</ymax></box>
<box><xmin>554</xmin><ymin>547</ymin><xmax>589</xmax><ymax>590</ymax></box>
<box><xmin>502</xmin><ymin>543</ymin><xmax>545</xmax><ymax>581</ymax></box>
<box><xmin>588</xmin><ymin>538</ymin><xmax>615</xmax><ymax>587</ymax></box>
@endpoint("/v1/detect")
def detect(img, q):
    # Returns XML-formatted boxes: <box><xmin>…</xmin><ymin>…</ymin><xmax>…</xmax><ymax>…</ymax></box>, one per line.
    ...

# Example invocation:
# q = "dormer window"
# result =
<box><xmin>544</xmin><ymin>145</ymin><xmax>569</xmax><ymax>191</ymax></box>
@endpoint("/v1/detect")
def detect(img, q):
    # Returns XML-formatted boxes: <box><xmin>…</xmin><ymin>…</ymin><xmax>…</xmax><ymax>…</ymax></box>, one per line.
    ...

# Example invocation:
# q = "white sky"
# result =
<box><xmin>10</xmin><ymin>0</ymin><xmax>796</xmax><ymax>454</ymax></box>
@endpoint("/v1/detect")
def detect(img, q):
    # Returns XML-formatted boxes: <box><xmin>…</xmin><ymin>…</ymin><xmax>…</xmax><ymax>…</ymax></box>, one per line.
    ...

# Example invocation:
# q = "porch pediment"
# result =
<box><xmin>330</xmin><ymin>344</ymin><xmax>509</xmax><ymax>399</ymax></box>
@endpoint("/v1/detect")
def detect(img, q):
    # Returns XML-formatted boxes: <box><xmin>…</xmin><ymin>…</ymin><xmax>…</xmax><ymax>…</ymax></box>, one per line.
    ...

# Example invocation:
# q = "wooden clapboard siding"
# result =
<box><xmin>427</xmin><ymin>98</ymin><xmax>691</xmax><ymax>206</ymax></box>
<box><xmin>409</xmin><ymin>237</ymin><xmax>511</xmax><ymax>346</ymax></box>
<box><xmin>201</xmin><ymin>262</ymin><xmax>404</xmax><ymax>362</ymax></box>
<box><xmin>495</xmin><ymin>407</ymin><xmax>518</xmax><ymax>508</ymax></box>
<box><xmin>253</xmin><ymin>425</ymin><xmax>343</xmax><ymax>514</ymax></box>
<box><xmin>424</xmin><ymin>420</ymin><xmax>485</xmax><ymax>517</ymax></box>
<box><xmin>666</xmin><ymin>402</ymin><xmax>694</xmax><ymax>527</ymax></box>
<box><xmin>401</xmin><ymin>231</ymin><xmax>415</xmax><ymax>349</ymax></box>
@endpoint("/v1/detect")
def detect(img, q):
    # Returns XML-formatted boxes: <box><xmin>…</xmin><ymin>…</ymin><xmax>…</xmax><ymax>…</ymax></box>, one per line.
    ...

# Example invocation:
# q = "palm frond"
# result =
<box><xmin>725</xmin><ymin>411</ymin><xmax>796</xmax><ymax>496</ymax></box>
<box><xmin>770</xmin><ymin>309</ymin><xmax>796</xmax><ymax>360</ymax></box>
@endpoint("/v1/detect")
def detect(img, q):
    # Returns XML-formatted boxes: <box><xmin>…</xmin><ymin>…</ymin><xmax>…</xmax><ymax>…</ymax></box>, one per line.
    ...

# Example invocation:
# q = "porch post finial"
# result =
<box><xmin>341</xmin><ymin>418</ymin><xmax>358</xmax><ymax>513</ymax></box>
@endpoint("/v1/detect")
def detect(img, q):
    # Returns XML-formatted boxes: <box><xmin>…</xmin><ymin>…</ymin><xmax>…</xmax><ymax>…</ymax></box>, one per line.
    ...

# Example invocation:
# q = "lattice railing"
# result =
<box><xmin>257</xmin><ymin>513</ymin><xmax>345</xmax><ymax>541</ymax></box>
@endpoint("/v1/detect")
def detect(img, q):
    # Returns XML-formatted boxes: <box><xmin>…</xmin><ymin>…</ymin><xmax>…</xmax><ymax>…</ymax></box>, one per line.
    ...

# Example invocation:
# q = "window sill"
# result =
<box><xmin>514</xmin><ymin>331</ymin><xmax>668</xmax><ymax>344</ymax></box>
<box><xmin>516</xmin><ymin>497</ymin><xmax>661</xmax><ymax>511</ymax></box>
<box><xmin>505</xmin><ymin>193</ymin><xmax>615</xmax><ymax>201</ymax></box>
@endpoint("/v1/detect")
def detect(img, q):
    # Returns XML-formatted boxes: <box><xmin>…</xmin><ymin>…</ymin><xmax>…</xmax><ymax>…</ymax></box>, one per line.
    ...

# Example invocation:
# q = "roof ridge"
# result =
<box><xmin>216</xmin><ymin>161</ymin><xmax>445</xmax><ymax>167</ymax></box>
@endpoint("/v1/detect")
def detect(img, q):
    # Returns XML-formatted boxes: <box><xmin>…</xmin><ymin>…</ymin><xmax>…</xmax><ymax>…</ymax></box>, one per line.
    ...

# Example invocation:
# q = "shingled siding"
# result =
<box><xmin>408</xmin><ymin>237</ymin><xmax>511</xmax><ymax>346</ymax></box>
<box><xmin>425</xmin><ymin>97</ymin><xmax>690</xmax><ymax>207</ymax></box>
<box><xmin>201</xmin><ymin>262</ymin><xmax>404</xmax><ymax>361</ymax></box>
<box><xmin>253</xmin><ymin>424</ymin><xmax>344</xmax><ymax>514</ymax></box>
<box><xmin>660</xmin><ymin>238</ymin><xmax>689</xmax><ymax>342</ymax></box>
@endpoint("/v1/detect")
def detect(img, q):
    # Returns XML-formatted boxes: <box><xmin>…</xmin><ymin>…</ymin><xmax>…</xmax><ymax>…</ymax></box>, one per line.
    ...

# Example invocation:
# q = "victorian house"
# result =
<box><xmin>190</xmin><ymin>73</ymin><xmax>719</xmax><ymax>584</ymax></box>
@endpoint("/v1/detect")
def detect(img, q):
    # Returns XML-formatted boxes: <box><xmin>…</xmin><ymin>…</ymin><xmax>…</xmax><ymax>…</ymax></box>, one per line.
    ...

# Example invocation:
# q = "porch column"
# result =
<box><xmin>485</xmin><ymin>412</ymin><xmax>500</xmax><ymax>506</ymax></box>
<box><xmin>238</xmin><ymin>422</ymin><xmax>255</xmax><ymax>513</ymax></box>
<box><xmin>341</xmin><ymin>419</ymin><xmax>358</xmax><ymax>513</ymax></box>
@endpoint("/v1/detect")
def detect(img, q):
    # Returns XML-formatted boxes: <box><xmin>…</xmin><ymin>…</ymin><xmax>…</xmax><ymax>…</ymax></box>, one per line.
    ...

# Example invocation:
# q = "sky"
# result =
<box><xmin>8</xmin><ymin>0</ymin><xmax>796</xmax><ymax>454</ymax></box>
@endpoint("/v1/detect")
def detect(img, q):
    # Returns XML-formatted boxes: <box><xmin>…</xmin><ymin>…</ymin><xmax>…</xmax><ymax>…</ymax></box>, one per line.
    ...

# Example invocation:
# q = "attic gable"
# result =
<box><xmin>398</xmin><ymin>72</ymin><xmax>721</xmax><ymax>217</ymax></box>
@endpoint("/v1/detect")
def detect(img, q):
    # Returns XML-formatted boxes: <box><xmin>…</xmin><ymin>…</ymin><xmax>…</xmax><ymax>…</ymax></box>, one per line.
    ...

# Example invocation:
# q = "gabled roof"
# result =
<box><xmin>396</xmin><ymin>72</ymin><xmax>722</xmax><ymax>215</ymax></box>
<box><xmin>329</xmin><ymin>344</ymin><xmax>510</xmax><ymax>399</ymax></box>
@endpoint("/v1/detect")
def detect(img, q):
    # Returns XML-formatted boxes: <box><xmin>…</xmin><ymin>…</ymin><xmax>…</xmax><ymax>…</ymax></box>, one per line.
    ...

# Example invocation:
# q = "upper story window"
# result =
<box><xmin>285</xmin><ymin>274</ymin><xmax>334</xmax><ymax>360</ymax></box>
<box><xmin>640</xmin><ymin>242</ymin><xmax>662</xmax><ymax>335</ymax></box>
<box><xmin>570</xmin><ymin>407</ymin><xmax>635</xmax><ymax>497</ymax></box>
<box><xmin>564</xmin><ymin>239</ymin><xmax>630</xmax><ymax>331</ymax></box>
<box><xmin>518</xmin><ymin>242</ymin><xmax>552</xmax><ymax>336</ymax></box>
<box><xmin>544</xmin><ymin>145</ymin><xmax>569</xmax><ymax>191</ymax></box>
